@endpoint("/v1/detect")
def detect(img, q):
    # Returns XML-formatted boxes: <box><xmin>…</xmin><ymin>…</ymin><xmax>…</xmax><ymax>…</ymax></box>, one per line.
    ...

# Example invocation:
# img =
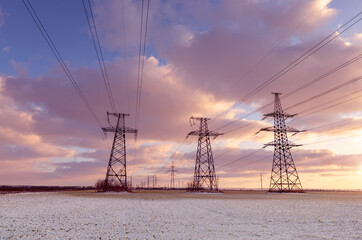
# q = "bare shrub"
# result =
<box><xmin>94</xmin><ymin>179</ymin><xmax>129</xmax><ymax>192</ymax></box>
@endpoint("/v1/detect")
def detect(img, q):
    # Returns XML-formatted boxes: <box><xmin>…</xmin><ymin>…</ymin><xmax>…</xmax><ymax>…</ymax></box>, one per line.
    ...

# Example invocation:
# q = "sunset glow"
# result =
<box><xmin>0</xmin><ymin>0</ymin><xmax>361</xmax><ymax>190</ymax></box>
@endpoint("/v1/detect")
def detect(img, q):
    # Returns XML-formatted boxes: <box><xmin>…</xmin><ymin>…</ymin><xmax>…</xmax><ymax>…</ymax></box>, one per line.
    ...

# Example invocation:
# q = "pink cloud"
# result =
<box><xmin>0</xmin><ymin>0</ymin><xmax>361</xmax><ymax>188</ymax></box>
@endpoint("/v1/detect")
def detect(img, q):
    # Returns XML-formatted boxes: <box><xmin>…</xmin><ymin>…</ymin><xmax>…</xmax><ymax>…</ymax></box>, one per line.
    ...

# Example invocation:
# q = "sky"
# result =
<box><xmin>0</xmin><ymin>0</ymin><xmax>361</xmax><ymax>190</ymax></box>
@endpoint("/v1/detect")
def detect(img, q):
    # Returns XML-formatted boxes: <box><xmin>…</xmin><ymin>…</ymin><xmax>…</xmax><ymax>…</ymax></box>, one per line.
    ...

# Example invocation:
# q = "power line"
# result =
<box><xmin>209</xmin><ymin>8</ymin><xmax>317</xmax><ymax>124</ymax></box>
<box><xmin>213</xmin><ymin>11</ymin><xmax>362</xmax><ymax>122</ymax></box>
<box><xmin>87</xmin><ymin>0</ymin><xmax>117</xmax><ymax>112</ymax></box>
<box><xmin>216</xmin><ymin>115</ymin><xmax>362</xmax><ymax>175</ymax></box>
<box><xmin>23</xmin><ymin>0</ymin><xmax>102</xmax><ymax>127</ymax></box>
<box><xmin>82</xmin><ymin>0</ymin><xmax>116</xmax><ymax>113</ymax></box>
<box><xmin>219</xmin><ymin>155</ymin><xmax>270</xmax><ymax>173</ymax></box>
<box><xmin>283</xmin><ymin>53</ymin><xmax>362</xmax><ymax>99</ymax></box>
<box><xmin>217</xmin><ymin>52</ymin><xmax>362</xmax><ymax>133</ymax></box>
<box><xmin>211</xmin><ymin>11</ymin><xmax>362</xmax><ymax>125</ymax></box>
<box><xmin>229</xmin><ymin>148</ymin><xmax>305</xmax><ymax>173</ymax></box>
<box><xmin>213</xmin><ymin>87</ymin><xmax>362</xmax><ymax>171</ymax></box>
<box><xmin>172</xmin><ymin>26</ymin><xmax>300</xmax><ymax>168</ymax></box>
<box><xmin>294</xmin><ymin>91</ymin><xmax>362</xmax><ymax>120</ymax></box>
<box><xmin>217</xmin><ymin>108</ymin><xmax>362</xmax><ymax>171</ymax></box>
<box><xmin>218</xmin><ymin>148</ymin><xmax>264</xmax><ymax>170</ymax></box>
<box><xmin>301</xmin><ymin>125</ymin><xmax>362</xmax><ymax>143</ymax></box>
<box><xmin>216</xmin><ymin>121</ymin><xmax>362</xmax><ymax>174</ymax></box>
<box><xmin>285</xmin><ymin>76</ymin><xmax>362</xmax><ymax>111</ymax></box>
<box><xmin>136</xmin><ymin>0</ymin><xmax>150</xmax><ymax>130</ymax></box>
<box><xmin>303</xmin><ymin>131</ymin><xmax>362</xmax><ymax>146</ymax></box>
<box><xmin>173</xmin><ymin>7</ymin><xmax>325</xmax><ymax>170</ymax></box>
<box><xmin>218</xmin><ymin>126</ymin><xmax>361</xmax><ymax>175</ymax></box>
<box><xmin>135</xmin><ymin>0</ymin><xmax>150</xmax><ymax>134</ymax></box>
<box><xmin>169</xmin><ymin>122</ymin><xmax>362</xmax><ymax>178</ymax></box>
<box><xmin>213</xmin><ymin>124</ymin><xmax>264</xmax><ymax>160</ymax></box>
<box><xmin>275</xmin><ymin>116</ymin><xmax>362</xmax><ymax>144</ymax></box>
<box><xmin>213</xmin><ymin>87</ymin><xmax>362</xmax><ymax>170</ymax></box>
<box><xmin>135</xmin><ymin>0</ymin><xmax>144</xmax><ymax>128</ymax></box>
<box><xmin>295</xmin><ymin>115</ymin><xmax>361</xmax><ymax>137</ymax></box>
<box><xmin>169</xmin><ymin>10</ymin><xmax>362</xmax><ymax>177</ymax></box>
<box><xmin>121</xmin><ymin>0</ymin><xmax>131</xmax><ymax>114</ymax></box>
<box><xmin>308</xmin><ymin>118</ymin><xmax>351</xmax><ymax>131</ymax></box>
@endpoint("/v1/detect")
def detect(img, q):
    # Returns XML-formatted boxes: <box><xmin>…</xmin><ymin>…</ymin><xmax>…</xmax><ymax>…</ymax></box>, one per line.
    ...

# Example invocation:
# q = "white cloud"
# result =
<box><xmin>2</xmin><ymin>46</ymin><xmax>10</xmax><ymax>53</ymax></box>
<box><xmin>353</xmin><ymin>33</ymin><xmax>362</xmax><ymax>42</ymax></box>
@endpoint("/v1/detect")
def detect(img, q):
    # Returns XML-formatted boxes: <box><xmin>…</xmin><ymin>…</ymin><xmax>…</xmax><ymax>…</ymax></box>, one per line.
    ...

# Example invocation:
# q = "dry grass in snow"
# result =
<box><xmin>0</xmin><ymin>190</ymin><xmax>361</xmax><ymax>239</ymax></box>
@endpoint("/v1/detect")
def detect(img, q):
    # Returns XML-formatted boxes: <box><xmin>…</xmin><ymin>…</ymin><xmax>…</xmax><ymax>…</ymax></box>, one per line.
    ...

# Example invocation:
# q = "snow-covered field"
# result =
<box><xmin>0</xmin><ymin>190</ymin><xmax>361</xmax><ymax>239</ymax></box>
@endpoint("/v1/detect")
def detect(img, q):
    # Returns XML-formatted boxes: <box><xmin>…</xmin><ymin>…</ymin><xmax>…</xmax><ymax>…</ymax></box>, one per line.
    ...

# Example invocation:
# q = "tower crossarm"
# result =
<box><xmin>259</xmin><ymin>126</ymin><xmax>304</xmax><ymax>133</ymax></box>
<box><xmin>107</xmin><ymin>112</ymin><xmax>130</xmax><ymax>117</ymax></box>
<box><xmin>186</xmin><ymin>130</ymin><xmax>199</xmax><ymax>137</ymax></box>
<box><xmin>263</xmin><ymin>112</ymin><xmax>297</xmax><ymax>120</ymax></box>
<box><xmin>264</xmin><ymin>140</ymin><xmax>302</xmax><ymax>148</ymax></box>
<box><xmin>191</xmin><ymin>117</ymin><xmax>211</xmax><ymax>121</ymax></box>
<box><xmin>102</xmin><ymin>126</ymin><xmax>138</xmax><ymax>134</ymax></box>
<box><xmin>259</xmin><ymin>126</ymin><xmax>274</xmax><ymax>132</ymax></box>
<box><xmin>208</xmin><ymin>131</ymin><xmax>223</xmax><ymax>139</ymax></box>
<box><xmin>106</xmin><ymin>112</ymin><xmax>130</xmax><ymax>124</ymax></box>
<box><xmin>186</xmin><ymin>130</ymin><xmax>223</xmax><ymax>138</ymax></box>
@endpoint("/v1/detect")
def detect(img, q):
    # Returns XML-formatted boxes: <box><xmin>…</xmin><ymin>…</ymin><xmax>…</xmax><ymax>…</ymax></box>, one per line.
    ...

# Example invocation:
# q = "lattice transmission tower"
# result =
<box><xmin>259</xmin><ymin>93</ymin><xmax>304</xmax><ymax>192</ymax></box>
<box><xmin>102</xmin><ymin>112</ymin><xmax>137</xmax><ymax>191</ymax></box>
<box><xmin>186</xmin><ymin>117</ymin><xmax>222</xmax><ymax>191</ymax></box>
<box><xmin>168</xmin><ymin>161</ymin><xmax>177</xmax><ymax>189</ymax></box>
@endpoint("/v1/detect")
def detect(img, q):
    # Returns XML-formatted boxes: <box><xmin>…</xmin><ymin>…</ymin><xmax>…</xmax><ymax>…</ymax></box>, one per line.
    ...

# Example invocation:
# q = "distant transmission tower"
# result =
<box><xmin>259</xmin><ymin>93</ymin><xmax>304</xmax><ymax>192</ymax></box>
<box><xmin>102</xmin><ymin>112</ymin><xmax>137</xmax><ymax>191</ymax></box>
<box><xmin>152</xmin><ymin>175</ymin><xmax>157</xmax><ymax>188</ymax></box>
<box><xmin>186</xmin><ymin>117</ymin><xmax>222</xmax><ymax>191</ymax></box>
<box><xmin>260</xmin><ymin>173</ymin><xmax>263</xmax><ymax>191</ymax></box>
<box><xmin>168</xmin><ymin>161</ymin><xmax>177</xmax><ymax>189</ymax></box>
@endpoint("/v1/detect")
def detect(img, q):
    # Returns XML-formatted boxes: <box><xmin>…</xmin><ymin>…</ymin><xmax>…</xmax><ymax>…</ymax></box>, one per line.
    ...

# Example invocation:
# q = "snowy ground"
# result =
<box><xmin>0</xmin><ymin>190</ymin><xmax>361</xmax><ymax>239</ymax></box>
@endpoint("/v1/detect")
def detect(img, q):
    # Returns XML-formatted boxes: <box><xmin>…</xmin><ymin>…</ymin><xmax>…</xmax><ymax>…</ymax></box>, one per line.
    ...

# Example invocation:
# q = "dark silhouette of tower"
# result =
<box><xmin>152</xmin><ymin>175</ymin><xmax>157</xmax><ymax>188</ymax></box>
<box><xmin>102</xmin><ymin>112</ymin><xmax>137</xmax><ymax>191</ymax></box>
<box><xmin>259</xmin><ymin>93</ymin><xmax>304</xmax><ymax>192</ymax></box>
<box><xmin>260</xmin><ymin>173</ymin><xmax>263</xmax><ymax>191</ymax></box>
<box><xmin>146</xmin><ymin>175</ymin><xmax>157</xmax><ymax>189</ymax></box>
<box><xmin>168</xmin><ymin>161</ymin><xmax>177</xmax><ymax>189</ymax></box>
<box><xmin>186</xmin><ymin>117</ymin><xmax>222</xmax><ymax>191</ymax></box>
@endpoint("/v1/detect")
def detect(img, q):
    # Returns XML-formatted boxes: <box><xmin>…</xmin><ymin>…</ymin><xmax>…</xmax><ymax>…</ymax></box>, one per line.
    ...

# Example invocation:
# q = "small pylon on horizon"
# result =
<box><xmin>168</xmin><ymin>161</ymin><xmax>178</xmax><ymax>189</ymax></box>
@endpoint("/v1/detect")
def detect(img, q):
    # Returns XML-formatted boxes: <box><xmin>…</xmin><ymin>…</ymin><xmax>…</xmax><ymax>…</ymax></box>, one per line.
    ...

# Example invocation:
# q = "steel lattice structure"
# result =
<box><xmin>186</xmin><ymin>117</ymin><xmax>222</xmax><ymax>191</ymax></box>
<box><xmin>168</xmin><ymin>161</ymin><xmax>177</xmax><ymax>189</ymax></box>
<box><xmin>259</xmin><ymin>93</ymin><xmax>304</xmax><ymax>192</ymax></box>
<box><xmin>102</xmin><ymin>112</ymin><xmax>137</xmax><ymax>191</ymax></box>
